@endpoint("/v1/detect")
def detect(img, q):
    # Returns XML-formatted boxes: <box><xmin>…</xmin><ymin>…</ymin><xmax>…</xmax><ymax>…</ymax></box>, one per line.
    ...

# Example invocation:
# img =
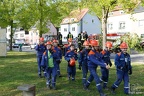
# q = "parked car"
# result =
<box><xmin>12</xmin><ymin>43</ymin><xmax>19</xmax><ymax>48</ymax></box>
<box><xmin>22</xmin><ymin>44</ymin><xmax>30</xmax><ymax>48</ymax></box>
<box><xmin>30</xmin><ymin>44</ymin><xmax>36</xmax><ymax>49</ymax></box>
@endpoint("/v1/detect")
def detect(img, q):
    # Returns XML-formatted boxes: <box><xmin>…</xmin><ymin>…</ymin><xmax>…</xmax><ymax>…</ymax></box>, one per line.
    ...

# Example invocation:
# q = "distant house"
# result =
<box><xmin>42</xmin><ymin>22</ymin><xmax>57</xmax><ymax>41</ymax></box>
<box><xmin>7</xmin><ymin>22</ymin><xmax>57</xmax><ymax>44</ymax></box>
<box><xmin>13</xmin><ymin>28</ymin><xmax>39</xmax><ymax>44</ymax></box>
<box><xmin>107</xmin><ymin>2</ymin><xmax>144</xmax><ymax>41</ymax></box>
<box><xmin>60</xmin><ymin>8</ymin><xmax>101</xmax><ymax>42</ymax></box>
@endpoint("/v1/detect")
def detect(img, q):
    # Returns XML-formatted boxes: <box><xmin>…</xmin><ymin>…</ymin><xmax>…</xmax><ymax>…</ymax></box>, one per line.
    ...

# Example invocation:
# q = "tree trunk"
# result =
<box><xmin>39</xmin><ymin>0</ymin><xmax>43</xmax><ymax>37</ymax></box>
<box><xmin>10</xmin><ymin>20</ymin><xmax>13</xmax><ymax>51</ymax></box>
<box><xmin>102</xmin><ymin>8</ymin><xmax>107</xmax><ymax>49</ymax></box>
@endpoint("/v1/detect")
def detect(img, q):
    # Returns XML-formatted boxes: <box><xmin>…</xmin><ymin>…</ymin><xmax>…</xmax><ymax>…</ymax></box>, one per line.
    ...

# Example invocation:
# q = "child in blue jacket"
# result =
<box><xmin>41</xmin><ymin>41</ymin><xmax>58</xmax><ymax>90</ymax></box>
<box><xmin>111</xmin><ymin>42</ymin><xmax>132</xmax><ymax>95</ymax></box>
<box><xmin>65</xmin><ymin>44</ymin><xmax>78</xmax><ymax>81</ymax></box>
<box><xmin>35</xmin><ymin>37</ymin><xmax>46</xmax><ymax>78</ymax></box>
<box><xmin>52</xmin><ymin>40</ymin><xmax>62</xmax><ymax>77</ymax></box>
<box><xmin>78</xmin><ymin>40</ymin><xmax>91</xmax><ymax>85</ymax></box>
<box><xmin>100</xmin><ymin>41</ymin><xmax>112</xmax><ymax>89</ymax></box>
<box><xmin>83</xmin><ymin>40</ymin><xmax>109</xmax><ymax>96</ymax></box>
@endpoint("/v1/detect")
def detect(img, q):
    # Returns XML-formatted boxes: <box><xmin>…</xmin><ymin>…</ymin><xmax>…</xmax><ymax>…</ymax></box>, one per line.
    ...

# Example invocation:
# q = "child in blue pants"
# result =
<box><xmin>100</xmin><ymin>41</ymin><xmax>112</xmax><ymax>89</ymax></box>
<box><xmin>111</xmin><ymin>42</ymin><xmax>132</xmax><ymax>95</ymax></box>
<box><xmin>78</xmin><ymin>40</ymin><xmax>91</xmax><ymax>85</ymax></box>
<box><xmin>83</xmin><ymin>40</ymin><xmax>109</xmax><ymax>96</ymax></box>
<box><xmin>41</xmin><ymin>41</ymin><xmax>58</xmax><ymax>90</ymax></box>
<box><xmin>65</xmin><ymin>44</ymin><xmax>78</xmax><ymax>81</ymax></box>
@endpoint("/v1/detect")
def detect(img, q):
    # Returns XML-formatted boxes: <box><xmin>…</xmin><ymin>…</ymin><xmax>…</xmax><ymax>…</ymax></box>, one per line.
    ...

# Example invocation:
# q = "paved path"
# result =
<box><xmin>111</xmin><ymin>53</ymin><xmax>144</xmax><ymax>64</ymax></box>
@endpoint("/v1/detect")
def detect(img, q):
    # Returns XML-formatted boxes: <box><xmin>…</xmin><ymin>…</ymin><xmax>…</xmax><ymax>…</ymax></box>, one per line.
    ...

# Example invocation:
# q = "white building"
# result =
<box><xmin>42</xmin><ymin>22</ymin><xmax>57</xmax><ymax>41</ymax></box>
<box><xmin>60</xmin><ymin>8</ymin><xmax>101</xmax><ymax>42</ymax></box>
<box><xmin>6</xmin><ymin>22</ymin><xmax>57</xmax><ymax>44</ymax></box>
<box><xmin>107</xmin><ymin>3</ymin><xmax>144</xmax><ymax>41</ymax></box>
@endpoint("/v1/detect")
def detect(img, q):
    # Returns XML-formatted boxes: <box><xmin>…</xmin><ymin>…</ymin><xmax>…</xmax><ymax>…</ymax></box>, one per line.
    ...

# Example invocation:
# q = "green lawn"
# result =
<box><xmin>0</xmin><ymin>51</ymin><xmax>144</xmax><ymax>96</ymax></box>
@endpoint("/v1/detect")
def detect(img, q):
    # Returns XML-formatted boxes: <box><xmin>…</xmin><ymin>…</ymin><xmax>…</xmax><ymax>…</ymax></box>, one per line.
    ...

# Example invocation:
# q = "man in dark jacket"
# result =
<box><xmin>67</xmin><ymin>32</ymin><xmax>73</xmax><ymax>40</ymax></box>
<box><xmin>58</xmin><ymin>32</ymin><xmax>63</xmax><ymax>45</ymax></box>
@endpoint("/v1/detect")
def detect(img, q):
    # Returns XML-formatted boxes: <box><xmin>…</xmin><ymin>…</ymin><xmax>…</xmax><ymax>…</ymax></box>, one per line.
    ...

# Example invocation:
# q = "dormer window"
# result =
<box><xmin>64</xmin><ymin>19</ymin><xmax>69</xmax><ymax>23</ymax></box>
<box><xmin>120</xmin><ymin>11</ymin><xmax>124</xmax><ymax>14</ymax></box>
<box><xmin>71</xmin><ymin>18</ymin><xmax>75</xmax><ymax>22</ymax></box>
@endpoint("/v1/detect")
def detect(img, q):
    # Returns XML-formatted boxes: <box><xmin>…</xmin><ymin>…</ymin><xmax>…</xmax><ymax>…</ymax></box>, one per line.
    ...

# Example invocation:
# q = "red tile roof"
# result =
<box><xmin>61</xmin><ymin>8</ymin><xmax>89</xmax><ymax>24</ymax></box>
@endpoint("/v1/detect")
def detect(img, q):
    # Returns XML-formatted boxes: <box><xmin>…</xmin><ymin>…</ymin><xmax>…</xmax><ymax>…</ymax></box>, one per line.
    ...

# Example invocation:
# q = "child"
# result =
<box><xmin>83</xmin><ymin>40</ymin><xmax>109</xmax><ymax>96</ymax></box>
<box><xmin>65</xmin><ymin>44</ymin><xmax>78</xmax><ymax>81</ymax></box>
<box><xmin>41</xmin><ymin>41</ymin><xmax>58</xmax><ymax>90</ymax></box>
<box><xmin>78</xmin><ymin>40</ymin><xmax>91</xmax><ymax>86</ymax></box>
<box><xmin>111</xmin><ymin>42</ymin><xmax>132</xmax><ymax>95</ymax></box>
<box><xmin>35</xmin><ymin>37</ymin><xmax>46</xmax><ymax>78</ymax></box>
<box><xmin>64</xmin><ymin>38</ymin><xmax>73</xmax><ymax>55</ymax></box>
<box><xmin>100</xmin><ymin>41</ymin><xmax>113</xmax><ymax>89</ymax></box>
<box><xmin>52</xmin><ymin>39</ymin><xmax>62</xmax><ymax>77</ymax></box>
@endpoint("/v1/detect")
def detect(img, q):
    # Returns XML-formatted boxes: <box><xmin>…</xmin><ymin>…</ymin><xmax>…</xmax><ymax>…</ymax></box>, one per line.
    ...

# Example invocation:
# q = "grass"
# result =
<box><xmin>0</xmin><ymin>51</ymin><xmax>144</xmax><ymax>96</ymax></box>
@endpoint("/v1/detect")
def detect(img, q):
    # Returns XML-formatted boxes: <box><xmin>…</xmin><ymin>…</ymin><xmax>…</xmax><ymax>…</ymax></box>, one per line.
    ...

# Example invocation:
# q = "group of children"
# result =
<box><xmin>35</xmin><ymin>37</ymin><xmax>132</xmax><ymax>96</ymax></box>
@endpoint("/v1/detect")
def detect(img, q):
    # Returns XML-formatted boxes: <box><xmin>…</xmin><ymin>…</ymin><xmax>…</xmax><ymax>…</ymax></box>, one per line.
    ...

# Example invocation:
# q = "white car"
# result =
<box><xmin>30</xmin><ymin>44</ymin><xmax>36</xmax><ymax>49</ymax></box>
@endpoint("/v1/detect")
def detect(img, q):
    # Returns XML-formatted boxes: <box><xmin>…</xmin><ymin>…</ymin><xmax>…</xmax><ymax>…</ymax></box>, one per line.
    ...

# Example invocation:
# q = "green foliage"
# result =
<box><xmin>0</xmin><ymin>0</ymin><xmax>20</xmax><ymax>27</ymax></box>
<box><xmin>15</xmin><ymin>0</ymin><xmax>79</xmax><ymax>36</ymax></box>
<box><xmin>79</xmin><ymin>0</ymin><xmax>138</xmax><ymax>49</ymax></box>
<box><xmin>117</xmin><ymin>32</ymin><xmax>142</xmax><ymax>52</ymax></box>
<box><xmin>118</xmin><ymin>0</ymin><xmax>138</xmax><ymax>13</ymax></box>
<box><xmin>0</xmin><ymin>0</ymin><xmax>23</xmax><ymax>50</ymax></box>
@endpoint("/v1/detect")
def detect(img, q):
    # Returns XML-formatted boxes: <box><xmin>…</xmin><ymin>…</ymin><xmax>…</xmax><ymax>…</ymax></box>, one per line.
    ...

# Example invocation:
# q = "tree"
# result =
<box><xmin>118</xmin><ymin>32</ymin><xmax>142</xmax><ymax>52</ymax></box>
<box><xmin>79</xmin><ymin>0</ymin><xmax>138</xmax><ymax>49</ymax></box>
<box><xmin>0</xmin><ymin>0</ymin><xmax>21</xmax><ymax>51</ymax></box>
<box><xmin>17</xmin><ymin>0</ymin><xmax>78</xmax><ymax>37</ymax></box>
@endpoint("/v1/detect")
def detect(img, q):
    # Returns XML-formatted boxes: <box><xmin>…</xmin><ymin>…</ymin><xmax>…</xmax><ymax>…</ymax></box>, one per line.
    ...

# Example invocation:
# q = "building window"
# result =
<box><xmin>64</xmin><ymin>28</ymin><xmax>67</xmax><ymax>32</ymax></box>
<box><xmin>20</xmin><ymin>34</ymin><xmax>24</xmax><ymax>37</ymax></box>
<box><xmin>71</xmin><ymin>18</ymin><xmax>75</xmax><ymax>22</ymax></box>
<box><xmin>108</xmin><ymin>23</ymin><xmax>113</xmax><ymax>30</ymax></box>
<box><xmin>72</xmin><ymin>27</ymin><xmax>75</xmax><ymax>31</ymax></box>
<box><xmin>36</xmin><ymin>32</ymin><xmax>38</xmax><ymax>35</ymax></box>
<box><xmin>64</xmin><ymin>37</ymin><xmax>67</xmax><ymax>39</ymax></box>
<box><xmin>108</xmin><ymin>12</ymin><xmax>113</xmax><ymax>16</ymax></box>
<box><xmin>15</xmin><ymin>34</ymin><xmax>18</xmax><ymax>38</ymax></box>
<box><xmin>139</xmin><ymin>20</ymin><xmax>144</xmax><ymax>26</ymax></box>
<box><xmin>120</xmin><ymin>11</ymin><xmax>124</xmax><ymax>14</ymax></box>
<box><xmin>92</xmin><ymin>19</ymin><xmax>94</xmax><ymax>23</ymax></box>
<box><xmin>119</xmin><ymin>22</ymin><xmax>125</xmax><ymax>29</ymax></box>
<box><xmin>25</xmin><ymin>31</ymin><xmax>28</xmax><ymax>34</ymax></box>
<box><xmin>141</xmin><ymin>34</ymin><xmax>144</xmax><ymax>38</ymax></box>
<box><xmin>64</xmin><ymin>19</ymin><xmax>69</xmax><ymax>23</ymax></box>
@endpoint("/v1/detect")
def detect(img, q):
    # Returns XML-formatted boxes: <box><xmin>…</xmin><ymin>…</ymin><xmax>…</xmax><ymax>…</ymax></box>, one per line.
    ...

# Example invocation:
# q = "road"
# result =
<box><xmin>111</xmin><ymin>53</ymin><xmax>144</xmax><ymax>63</ymax></box>
<box><xmin>7</xmin><ymin>46</ymin><xmax>36</xmax><ymax>53</ymax></box>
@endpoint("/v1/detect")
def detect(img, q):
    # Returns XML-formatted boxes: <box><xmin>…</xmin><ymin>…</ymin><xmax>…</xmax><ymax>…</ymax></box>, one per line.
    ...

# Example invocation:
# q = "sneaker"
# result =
<box><xmin>47</xmin><ymin>85</ymin><xmax>51</xmax><ymax>89</ymax></box>
<box><xmin>103</xmin><ymin>87</ymin><xmax>109</xmax><ymax>90</ymax></box>
<box><xmin>100</xmin><ymin>93</ymin><xmax>107</xmax><ymax>96</ymax></box>
<box><xmin>52</xmin><ymin>86</ymin><xmax>56</xmax><ymax>90</ymax></box>
<box><xmin>59</xmin><ymin>75</ymin><xmax>62</xmax><ymax>77</ymax></box>
<box><xmin>72</xmin><ymin>78</ymin><xmax>75</xmax><ymax>81</ymax></box>
<box><xmin>83</xmin><ymin>85</ymin><xmax>89</xmax><ymax>91</ymax></box>
<box><xmin>38</xmin><ymin>74</ymin><xmax>42</xmax><ymax>78</ymax></box>
<box><xmin>68</xmin><ymin>77</ymin><xmax>70</xmax><ymax>80</ymax></box>
<box><xmin>125</xmin><ymin>93</ymin><xmax>129</xmax><ymax>95</ymax></box>
<box><xmin>111</xmin><ymin>87</ymin><xmax>116</xmax><ymax>94</ymax></box>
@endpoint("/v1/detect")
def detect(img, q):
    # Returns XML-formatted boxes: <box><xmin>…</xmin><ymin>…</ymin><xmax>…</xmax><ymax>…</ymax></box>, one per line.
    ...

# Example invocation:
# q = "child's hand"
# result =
<box><xmin>106</xmin><ymin>65</ymin><xmax>110</xmax><ymax>69</ymax></box>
